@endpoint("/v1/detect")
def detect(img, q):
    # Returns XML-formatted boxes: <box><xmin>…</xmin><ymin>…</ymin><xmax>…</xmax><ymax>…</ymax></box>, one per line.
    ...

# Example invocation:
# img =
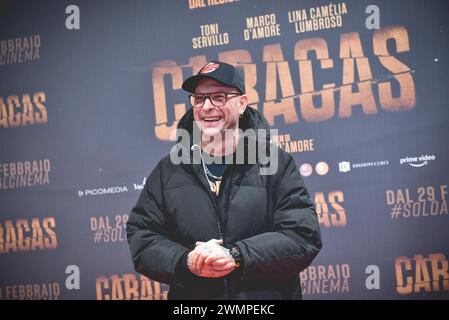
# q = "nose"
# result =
<box><xmin>202</xmin><ymin>97</ymin><xmax>215</xmax><ymax>111</ymax></box>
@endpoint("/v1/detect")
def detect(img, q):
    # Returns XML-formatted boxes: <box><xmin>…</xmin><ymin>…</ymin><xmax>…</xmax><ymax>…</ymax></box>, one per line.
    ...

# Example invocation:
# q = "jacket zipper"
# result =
<box><xmin>214</xmin><ymin>166</ymin><xmax>235</xmax><ymax>300</ymax></box>
<box><xmin>213</xmin><ymin>164</ymin><xmax>234</xmax><ymax>241</ymax></box>
<box><xmin>189</xmin><ymin>162</ymin><xmax>234</xmax><ymax>298</ymax></box>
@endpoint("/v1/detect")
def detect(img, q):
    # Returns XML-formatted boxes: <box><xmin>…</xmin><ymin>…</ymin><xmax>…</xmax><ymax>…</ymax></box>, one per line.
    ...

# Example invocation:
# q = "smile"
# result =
<box><xmin>203</xmin><ymin>117</ymin><xmax>222</xmax><ymax>122</ymax></box>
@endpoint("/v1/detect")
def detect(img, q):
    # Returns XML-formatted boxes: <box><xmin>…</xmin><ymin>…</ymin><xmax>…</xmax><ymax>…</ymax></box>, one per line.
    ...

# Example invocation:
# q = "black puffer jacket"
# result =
<box><xmin>126</xmin><ymin>107</ymin><xmax>322</xmax><ymax>299</ymax></box>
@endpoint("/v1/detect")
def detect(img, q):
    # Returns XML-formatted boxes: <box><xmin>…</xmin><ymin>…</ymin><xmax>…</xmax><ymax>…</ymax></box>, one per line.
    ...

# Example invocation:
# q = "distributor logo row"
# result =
<box><xmin>77</xmin><ymin>177</ymin><xmax>147</xmax><ymax>198</ymax></box>
<box><xmin>339</xmin><ymin>154</ymin><xmax>436</xmax><ymax>173</ymax></box>
<box><xmin>338</xmin><ymin>160</ymin><xmax>389</xmax><ymax>173</ymax></box>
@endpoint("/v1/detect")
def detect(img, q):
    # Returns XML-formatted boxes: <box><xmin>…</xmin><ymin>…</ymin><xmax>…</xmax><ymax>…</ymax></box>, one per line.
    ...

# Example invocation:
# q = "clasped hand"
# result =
<box><xmin>187</xmin><ymin>239</ymin><xmax>237</xmax><ymax>278</ymax></box>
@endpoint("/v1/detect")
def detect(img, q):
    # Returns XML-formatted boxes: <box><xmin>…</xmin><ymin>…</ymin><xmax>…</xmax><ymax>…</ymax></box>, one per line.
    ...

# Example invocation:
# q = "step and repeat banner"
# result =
<box><xmin>1</xmin><ymin>0</ymin><xmax>448</xmax><ymax>300</ymax></box>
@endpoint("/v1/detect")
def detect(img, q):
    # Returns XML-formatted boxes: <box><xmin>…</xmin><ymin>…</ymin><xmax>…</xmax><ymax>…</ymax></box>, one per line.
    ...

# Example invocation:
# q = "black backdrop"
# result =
<box><xmin>1</xmin><ymin>0</ymin><xmax>448</xmax><ymax>300</ymax></box>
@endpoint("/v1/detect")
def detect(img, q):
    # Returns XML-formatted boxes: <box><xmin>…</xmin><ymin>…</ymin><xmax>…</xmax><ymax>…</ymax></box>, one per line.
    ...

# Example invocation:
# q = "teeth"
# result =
<box><xmin>204</xmin><ymin>117</ymin><xmax>221</xmax><ymax>121</ymax></box>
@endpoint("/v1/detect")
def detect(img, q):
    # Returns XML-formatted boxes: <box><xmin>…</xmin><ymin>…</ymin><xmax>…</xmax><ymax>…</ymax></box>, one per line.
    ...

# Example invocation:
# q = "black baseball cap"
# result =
<box><xmin>182</xmin><ymin>61</ymin><xmax>245</xmax><ymax>94</ymax></box>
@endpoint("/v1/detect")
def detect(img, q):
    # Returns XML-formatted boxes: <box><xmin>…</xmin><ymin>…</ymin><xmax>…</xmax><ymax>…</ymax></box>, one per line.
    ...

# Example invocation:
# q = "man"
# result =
<box><xmin>126</xmin><ymin>61</ymin><xmax>322</xmax><ymax>299</ymax></box>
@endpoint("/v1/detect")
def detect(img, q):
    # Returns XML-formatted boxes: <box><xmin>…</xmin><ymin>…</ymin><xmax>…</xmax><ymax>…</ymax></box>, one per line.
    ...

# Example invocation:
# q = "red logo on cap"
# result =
<box><xmin>200</xmin><ymin>62</ymin><xmax>219</xmax><ymax>74</ymax></box>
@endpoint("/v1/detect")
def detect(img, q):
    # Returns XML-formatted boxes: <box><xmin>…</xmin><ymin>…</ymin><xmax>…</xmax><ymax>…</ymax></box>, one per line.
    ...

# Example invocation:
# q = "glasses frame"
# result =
<box><xmin>189</xmin><ymin>92</ymin><xmax>241</xmax><ymax>108</ymax></box>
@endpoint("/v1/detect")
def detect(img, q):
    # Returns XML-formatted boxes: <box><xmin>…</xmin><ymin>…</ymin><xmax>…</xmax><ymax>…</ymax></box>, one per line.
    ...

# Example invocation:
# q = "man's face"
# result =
<box><xmin>193</xmin><ymin>79</ymin><xmax>247</xmax><ymax>137</ymax></box>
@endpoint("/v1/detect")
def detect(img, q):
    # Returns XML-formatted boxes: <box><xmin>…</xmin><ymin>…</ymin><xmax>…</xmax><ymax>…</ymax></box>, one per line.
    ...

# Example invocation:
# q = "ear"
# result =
<box><xmin>239</xmin><ymin>95</ymin><xmax>248</xmax><ymax>115</ymax></box>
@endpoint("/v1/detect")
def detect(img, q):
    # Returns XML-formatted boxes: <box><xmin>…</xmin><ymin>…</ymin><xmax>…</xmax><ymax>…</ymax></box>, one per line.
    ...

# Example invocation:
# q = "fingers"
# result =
<box><xmin>204</xmin><ymin>253</ymin><xmax>233</xmax><ymax>265</ymax></box>
<box><xmin>194</xmin><ymin>246</ymin><xmax>209</xmax><ymax>271</ymax></box>
<box><xmin>187</xmin><ymin>251</ymin><xmax>199</xmax><ymax>274</ymax></box>
<box><xmin>196</xmin><ymin>264</ymin><xmax>236</xmax><ymax>278</ymax></box>
<box><xmin>211</xmin><ymin>257</ymin><xmax>233</xmax><ymax>266</ymax></box>
<box><xmin>208</xmin><ymin>261</ymin><xmax>236</xmax><ymax>271</ymax></box>
<box><xmin>189</xmin><ymin>239</ymin><xmax>234</xmax><ymax>276</ymax></box>
<box><xmin>202</xmin><ymin>253</ymin><xmax>235</xmax><ymax>271</ymax></box>
<box><xmin>195</xmin><ymin>239</ymin><xmax>223</xmax><ymax>246</ymax></box>
<box><xmin>210</xmin><ymin>239</ymin><xmax>223</xmax><ymax>245</ymax></box>
<box><xmin>188</xmin><ymin>248</ymin><xmax>208</xmax><ymax>274</ymax></box>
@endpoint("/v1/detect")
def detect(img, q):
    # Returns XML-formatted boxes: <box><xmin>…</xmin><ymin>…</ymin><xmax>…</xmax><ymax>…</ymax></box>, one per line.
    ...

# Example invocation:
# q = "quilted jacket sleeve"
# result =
<box><xmin>126</xmin><ymin>162</ymin><xmax>190</xmax><ymax>285</ymax></box>
<box><xmin>235</xmin><ymin>150</ymin><xmax>322</xmax><ymax>280</ymax></box>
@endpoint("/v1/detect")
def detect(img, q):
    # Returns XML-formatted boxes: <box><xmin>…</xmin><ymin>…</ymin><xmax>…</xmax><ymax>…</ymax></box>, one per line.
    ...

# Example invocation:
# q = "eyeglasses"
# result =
<box><xmin>189</xmin><ymin>92</ymin><xmax>241</xmax><ymax>108</ymax></box>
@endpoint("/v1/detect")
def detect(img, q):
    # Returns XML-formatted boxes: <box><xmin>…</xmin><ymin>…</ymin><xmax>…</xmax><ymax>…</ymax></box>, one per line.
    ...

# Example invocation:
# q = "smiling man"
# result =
<box><xmin>186</xmin><ymin>61</ymin><xmax>247</xmax><ymax>162</ymax></box>
<box><xmin>192</xmin><ymin>79</ymin><xmax>243</xmax><ymax>151</ymax></box>
<box><xmin>126</xmin><ymin>61</ymin><xmax>322</xmax><ymax>299</ymax></box>
<box><xmin>192</xmin><ymin>79</ymin><xmax>243</xmax><ymax>132</ymax></box>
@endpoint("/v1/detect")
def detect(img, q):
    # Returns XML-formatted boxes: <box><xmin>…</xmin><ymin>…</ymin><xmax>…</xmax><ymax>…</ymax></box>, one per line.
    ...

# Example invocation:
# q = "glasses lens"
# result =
<box><xmin>190</xmin><ymin>93</ymin><xmax>238</xmax><ymax>108</ymax></box>
<box><xmin>190</xmin><ymin>94</ymin><xmax>205</xmax><ymax>107</ymax></box>
<box><xmin>210</xmin><ymin>93</ymin><xmax>227</xmax><ymax>106</ymax></box>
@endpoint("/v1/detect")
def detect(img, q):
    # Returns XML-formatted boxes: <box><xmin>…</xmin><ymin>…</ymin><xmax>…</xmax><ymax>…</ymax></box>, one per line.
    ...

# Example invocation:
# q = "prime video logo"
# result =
<box><xmin>399</xmin><ymin>154</ymin><xmax>436</xmax><ymax>167</ymax></box>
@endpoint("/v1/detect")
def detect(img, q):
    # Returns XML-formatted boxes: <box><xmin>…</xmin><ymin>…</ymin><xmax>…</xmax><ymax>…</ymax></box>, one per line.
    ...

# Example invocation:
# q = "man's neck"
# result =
<box><xmin>201</xmin><ymin>129</ymin><xmax>239</xmax><ymax>157</ymax></box>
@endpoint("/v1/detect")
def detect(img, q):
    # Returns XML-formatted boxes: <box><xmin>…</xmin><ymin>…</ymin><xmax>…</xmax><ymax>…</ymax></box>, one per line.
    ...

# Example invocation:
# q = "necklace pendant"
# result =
<box><xmin>215</xmin><ymin>181</ymin><xmax>221</xmax><ymax>195</ymax></box>
<box><xmin>209</xmin><ymin>181</ymin><xmax>221</xmax><ymax>195</ymax></box>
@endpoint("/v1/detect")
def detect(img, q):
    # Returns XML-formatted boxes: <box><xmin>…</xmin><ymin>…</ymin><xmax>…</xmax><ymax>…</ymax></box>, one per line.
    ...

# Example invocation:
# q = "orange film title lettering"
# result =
<box><xmin>0</xmin><ymin>217</ymin><xmax>57</xmax><ymax>254</ymax></box>
<box><xmin>0</xmin><ymin>92</ymin><xmax>48</xmax><ymax>128</ymax></box>
<box><xmin>151</xmin><ymin>25</ymin><xmax>415</xmax><ymax>141</ymax></box>
<box><xmin>315</xmin><ymin>191</ymin><xmax>347</xmax><ymax>227</ymax></box>
<box><xmin>96</xmin><ymin>274</ymin><xmax>168</xmax><ymax>300</ymax></box>
<box><xmin>395</xmin><ymin>253</ymin><xmax>449</xmax><ymax>294</ymax></box>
